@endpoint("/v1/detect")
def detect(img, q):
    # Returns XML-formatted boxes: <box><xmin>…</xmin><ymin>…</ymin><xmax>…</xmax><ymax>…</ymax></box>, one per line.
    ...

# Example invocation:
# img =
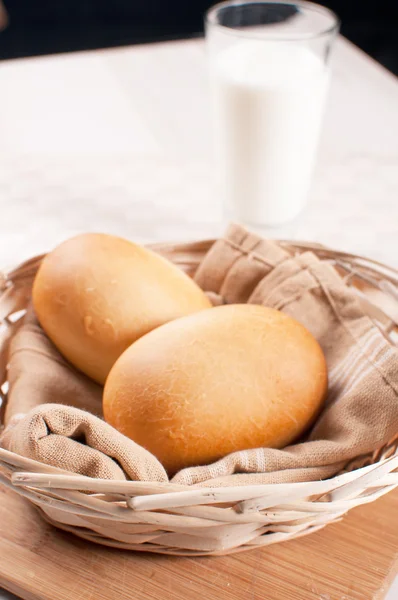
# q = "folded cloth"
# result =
<box><xmin>4</xmin><ymin>306</ymin><xmax>103</xmax><ymax>422</ymax></box>
<box><xmin>1</xmin><ymin>307</ymin><xmax>167</xmax><ymax>481</ymax></box>
<box><xmin>2</xmin><ymin>403</ymin><xmax>167</xmax><ymax>481</ymax></box>
<box><xmin>1</xmin><ymin>224</ymin><xmax>397</xmax><ymax>486</ymax></box>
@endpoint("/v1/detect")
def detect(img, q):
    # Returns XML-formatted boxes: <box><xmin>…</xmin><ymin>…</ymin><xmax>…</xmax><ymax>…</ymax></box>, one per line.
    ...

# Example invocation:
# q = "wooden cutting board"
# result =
<box><xmin>0</xmin><ymin>484</ymin><xmax>397</xmax><ymax>600</ymax></box>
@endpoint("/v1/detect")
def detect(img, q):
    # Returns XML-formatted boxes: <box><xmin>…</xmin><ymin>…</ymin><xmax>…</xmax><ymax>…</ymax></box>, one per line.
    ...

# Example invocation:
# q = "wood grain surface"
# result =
<box><xmin>0</xmin><ymin>484</ymin><xmax>397</xmax><ymax>600</ymax></box>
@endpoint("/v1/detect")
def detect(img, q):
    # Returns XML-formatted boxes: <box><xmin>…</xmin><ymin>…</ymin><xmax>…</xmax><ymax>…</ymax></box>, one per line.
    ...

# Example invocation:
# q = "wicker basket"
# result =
<box><xmin>0</xmin><ymin>239</ymin><xmax>398</xmax><ymax>556</ymax></box>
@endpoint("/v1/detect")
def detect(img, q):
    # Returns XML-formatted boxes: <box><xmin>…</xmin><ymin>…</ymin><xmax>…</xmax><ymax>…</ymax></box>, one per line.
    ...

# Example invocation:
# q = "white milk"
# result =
<box><xmin>211</xmin><ymin>40</ymin><xmax>329</xmax><ymax>225</ymax></box>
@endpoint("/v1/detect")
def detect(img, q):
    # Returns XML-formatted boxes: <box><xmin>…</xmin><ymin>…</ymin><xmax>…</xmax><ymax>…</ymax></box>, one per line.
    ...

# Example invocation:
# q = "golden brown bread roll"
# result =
<box><xmin>103</xmin><ymin>304</ymin><xmax>328</xmax><ymax>475</ymax></box>
<box><xmin>32</xmin><ymin>233</ymin><xmax>211</xmax><ymax>384</ymax></box>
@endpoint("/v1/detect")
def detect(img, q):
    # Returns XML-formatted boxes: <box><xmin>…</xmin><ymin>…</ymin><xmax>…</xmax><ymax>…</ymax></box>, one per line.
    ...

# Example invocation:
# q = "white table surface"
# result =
<box><xmin>0</xmin><ymin>37</ymin><xmax>398</xmax><ymax>268</ymax></box>
<box><xmin>0</xmin><ymin>36</ymin><xmax>397</xmax><ymax>600</ymax></box>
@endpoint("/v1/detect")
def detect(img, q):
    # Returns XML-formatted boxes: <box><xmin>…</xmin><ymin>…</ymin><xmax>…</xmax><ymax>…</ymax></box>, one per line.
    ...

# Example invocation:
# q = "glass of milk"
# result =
<box><xmin>205</xmin><ymin>1</ymin><xmax>340</xmax><ymax>226</ymax></box>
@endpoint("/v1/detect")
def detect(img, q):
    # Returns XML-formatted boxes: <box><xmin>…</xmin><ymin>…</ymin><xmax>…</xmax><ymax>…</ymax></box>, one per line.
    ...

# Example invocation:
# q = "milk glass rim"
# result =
<box><xmin>205</xmin><ymin>0</ymin><xmax>340</xmax><ymax>42</ymax></box>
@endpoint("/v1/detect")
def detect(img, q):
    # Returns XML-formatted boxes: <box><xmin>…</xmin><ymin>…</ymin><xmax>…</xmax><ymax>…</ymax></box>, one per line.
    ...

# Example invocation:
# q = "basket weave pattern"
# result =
<box><xmin>0</xmin><ymin>240</ymin><xmax>398</xmax><ymax>555</ymax></box>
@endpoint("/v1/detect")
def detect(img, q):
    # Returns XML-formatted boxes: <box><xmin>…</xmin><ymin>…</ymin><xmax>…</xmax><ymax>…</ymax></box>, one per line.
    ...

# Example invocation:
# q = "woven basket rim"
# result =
<box><xmin>1</xmin><ymin>237</ymin><xmax>398</xmax><ymax>555</ymax></box>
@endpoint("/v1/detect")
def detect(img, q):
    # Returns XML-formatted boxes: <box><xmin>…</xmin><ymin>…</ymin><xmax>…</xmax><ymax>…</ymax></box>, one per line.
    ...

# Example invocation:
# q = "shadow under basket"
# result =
<box><xmin>0</xmin><ymin>239</ymin><xmax>398</xmax><ymax>556</ymax></box>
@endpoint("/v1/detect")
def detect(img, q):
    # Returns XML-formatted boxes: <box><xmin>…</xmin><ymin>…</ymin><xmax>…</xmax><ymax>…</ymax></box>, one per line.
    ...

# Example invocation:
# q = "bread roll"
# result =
<box><xmin>32</xmin><ymin>233</ymin><xmax>211</xmax><ymax>384</ymax></box>
<box><xmin>103</xmin><ymin>304</ymin><xmax>328</xmax><ymax>475</ymax></box>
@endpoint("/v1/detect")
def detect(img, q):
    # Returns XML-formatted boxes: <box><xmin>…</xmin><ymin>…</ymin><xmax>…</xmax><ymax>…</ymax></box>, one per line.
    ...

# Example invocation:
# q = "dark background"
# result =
<box><xmin>0</xmin><ymin>0</ymin><xmax>397</xmax><ymax>75</ymax></box>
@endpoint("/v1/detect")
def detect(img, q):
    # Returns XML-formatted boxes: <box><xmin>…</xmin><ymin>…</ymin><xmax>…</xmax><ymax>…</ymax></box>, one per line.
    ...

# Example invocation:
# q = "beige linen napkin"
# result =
<box><xmin>1</xmin><ymin>224</ymin><xmax>397</xmax><ymax>486</ymax></box>
<box><xmin>1</xmin><ymin>307</ymin><xmax>167</xmax><ymax>481</ymax></box>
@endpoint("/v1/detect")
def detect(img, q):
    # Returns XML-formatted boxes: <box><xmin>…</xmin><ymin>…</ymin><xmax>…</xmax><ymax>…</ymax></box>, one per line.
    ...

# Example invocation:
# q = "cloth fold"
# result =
<box><xmin>1</xmin><ymin>224</ymin><xmax>397</xmax><ymax>486</ymax></box>
<box><xmin>2</xmin><ymin>403</ymin><xmax>168</xmax><ymax>481</ymax></box>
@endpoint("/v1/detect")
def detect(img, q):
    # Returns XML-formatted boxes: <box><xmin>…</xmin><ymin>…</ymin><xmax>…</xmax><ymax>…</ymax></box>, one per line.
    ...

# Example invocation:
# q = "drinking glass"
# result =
<box><xmin>205</xmin><ymin>0</ymin><xmax>340</xmax><ymax>226</ymax></box>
